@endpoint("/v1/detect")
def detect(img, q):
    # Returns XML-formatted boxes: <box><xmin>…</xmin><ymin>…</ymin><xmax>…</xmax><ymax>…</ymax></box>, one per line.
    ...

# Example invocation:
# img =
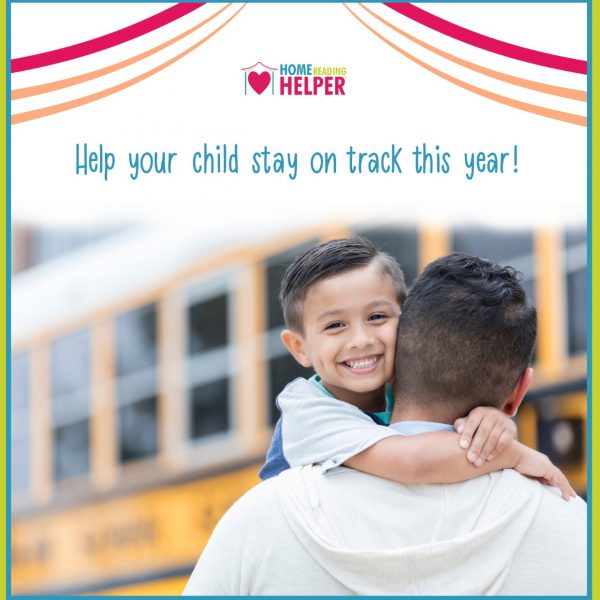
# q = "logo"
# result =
<box><xmin>242</xmin><ymin>61</ymin><xmax>347</xmax><ymax>96</ymax></box>
<box><xmin>242</xmin><ymin>62</ymin><xmax>277</xmax><ymax>95</ymax></box>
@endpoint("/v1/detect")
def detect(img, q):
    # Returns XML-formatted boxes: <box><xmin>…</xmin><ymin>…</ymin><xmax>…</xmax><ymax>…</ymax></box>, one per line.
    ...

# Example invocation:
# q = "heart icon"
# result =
<box><xmin>248</xmin><ymin>71</ymin><xmax>271</xmax><ymax>95</ymax></box>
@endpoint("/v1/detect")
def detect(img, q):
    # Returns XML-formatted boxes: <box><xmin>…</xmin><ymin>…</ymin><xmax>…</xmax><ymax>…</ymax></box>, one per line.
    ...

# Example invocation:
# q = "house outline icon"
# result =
<box><xmin>241</xmin><ymin>62</ymin><xmax>278</xmax><ymax>95</ymax></box>
<box><xmin>241</xmin><ymin>62</ymin><xmax>277</xmax><ymax>72</ymax></box>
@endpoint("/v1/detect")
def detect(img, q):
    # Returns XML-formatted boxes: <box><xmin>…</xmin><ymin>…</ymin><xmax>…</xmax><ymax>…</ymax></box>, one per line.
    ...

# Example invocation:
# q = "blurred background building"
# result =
<box><xmin>10</xmin><ymin>219</ymin><xmax>587</xmax><ymax>595</ymax></box>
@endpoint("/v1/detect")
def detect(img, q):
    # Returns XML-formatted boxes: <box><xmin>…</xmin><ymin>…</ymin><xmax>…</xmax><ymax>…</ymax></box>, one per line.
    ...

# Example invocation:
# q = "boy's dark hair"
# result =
<box><xmin>280</xmin><ymin>237</ymin><xmax>407</xmax><ymax>333</ymax></box>
<box><xmin>394</xmin><ymin>252</ymin><xmax>537</xmax><ymax>418</ymax></box>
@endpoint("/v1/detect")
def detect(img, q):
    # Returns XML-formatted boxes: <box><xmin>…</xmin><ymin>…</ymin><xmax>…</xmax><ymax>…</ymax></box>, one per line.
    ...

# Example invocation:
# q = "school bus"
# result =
<box><xmin>10</xmin><ymin>219</ymin><xmax>586</xmax><ymax>595</ymax></box>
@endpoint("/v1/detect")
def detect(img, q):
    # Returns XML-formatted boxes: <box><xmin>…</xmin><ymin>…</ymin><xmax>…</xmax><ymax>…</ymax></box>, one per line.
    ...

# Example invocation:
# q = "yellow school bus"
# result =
<box><xmin>10</xmin><ymin>219</ymin><xmax>586</xmax><ymax>594</ymax></box>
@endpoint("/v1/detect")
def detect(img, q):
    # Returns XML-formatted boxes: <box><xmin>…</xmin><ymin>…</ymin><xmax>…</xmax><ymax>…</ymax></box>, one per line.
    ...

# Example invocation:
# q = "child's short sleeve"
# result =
<box><xmin>278</xmin><ymin>378</ymin><xmax>401</xmax><ymax>473</ymax></box>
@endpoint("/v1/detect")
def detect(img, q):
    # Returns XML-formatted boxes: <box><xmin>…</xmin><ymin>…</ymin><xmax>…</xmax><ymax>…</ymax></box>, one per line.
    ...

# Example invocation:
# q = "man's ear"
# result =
<box><xmin>503</xmin><ymin>367</ymin><xmax>533</xmax><ymax>417</ymax></box>
<box><xmin>281</xmin><ymin>329</ymin><xmax>312</xmax><ymax>368</ymax></box>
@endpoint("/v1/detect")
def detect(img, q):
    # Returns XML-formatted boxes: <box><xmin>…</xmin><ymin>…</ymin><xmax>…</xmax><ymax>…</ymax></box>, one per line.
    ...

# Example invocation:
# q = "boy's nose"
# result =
<box><xmin>347</xmin><ymin>327</ymin><xmax>374</xmax><ymax>349</ymax></box>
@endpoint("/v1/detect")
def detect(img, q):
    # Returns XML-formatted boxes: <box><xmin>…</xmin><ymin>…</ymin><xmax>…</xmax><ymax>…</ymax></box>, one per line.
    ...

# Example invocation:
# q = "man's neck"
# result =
<box><xmin>390</xmin><ymin>396</ymin><xmax>455</xmax><ymax>425</ymax></box>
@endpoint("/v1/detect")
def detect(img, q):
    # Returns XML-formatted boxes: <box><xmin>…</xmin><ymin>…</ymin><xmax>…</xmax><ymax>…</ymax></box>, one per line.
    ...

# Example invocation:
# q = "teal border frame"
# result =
<box><xmin>1</xmin><ymin>1</ymin><xmax>595</xmax><ymax>598</ymax></box>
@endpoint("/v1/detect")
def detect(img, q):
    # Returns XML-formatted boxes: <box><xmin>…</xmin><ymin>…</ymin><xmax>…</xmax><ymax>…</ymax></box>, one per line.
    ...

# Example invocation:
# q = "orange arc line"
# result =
<box><xmin>12</xmin><ymin>4</ymin><xmax>232</xmax><ymax>100</ymax></box>
<box><xmin>343</xmin><ymin>4</ymin><xmax>585</xmax><ymax>127</ymax></box>
<box><xmin>358</xmin><ymin>3</ymin><xmax>586</xmax><ymax>102</ymax></box>
<box><xmin>12</xmin><ymin>4</ymin><xmax>246</xmax><ymax>124</ymax></box>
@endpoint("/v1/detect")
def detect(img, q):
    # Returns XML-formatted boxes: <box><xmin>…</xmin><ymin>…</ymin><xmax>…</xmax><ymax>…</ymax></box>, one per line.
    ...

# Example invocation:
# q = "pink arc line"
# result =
<box><xmin>11</xmin><ymin>3</ymin><xmax>204</xmax><ymax>73</ymax></box>
<box><xmin>384</xmin><ymin>3</ymin><xmax>586</xmax><ymax>75</ymax></box>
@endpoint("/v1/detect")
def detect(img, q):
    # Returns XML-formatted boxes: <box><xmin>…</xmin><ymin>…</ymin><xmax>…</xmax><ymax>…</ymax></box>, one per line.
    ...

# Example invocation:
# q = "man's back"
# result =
<box><xmin>184</xmin><ymin>466</ymin><xmax>586</xmax><ymax>596</ymax></box>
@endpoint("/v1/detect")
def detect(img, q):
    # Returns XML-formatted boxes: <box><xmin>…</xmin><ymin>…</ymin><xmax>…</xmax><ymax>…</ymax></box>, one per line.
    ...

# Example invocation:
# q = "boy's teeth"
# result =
<box><xmin>346</xmin><ymin>357</ymin><xmax>377</xmax><ymax>369</ymax></box>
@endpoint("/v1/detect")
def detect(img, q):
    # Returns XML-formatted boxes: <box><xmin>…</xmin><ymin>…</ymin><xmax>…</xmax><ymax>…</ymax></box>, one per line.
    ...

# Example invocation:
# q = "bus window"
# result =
<box><xmin>565</xmin><ymin>229</ymin><xmax>586</xmax><ymax>356</ymax></box>
<box><xmin>51</xmin><ymin>329</ymin><xmax>91</xmax><ymax>480</ymax></box>
<box><xmin>452</xmin><ymin>228</ymin><xmax>535</xmax><ymax>303</ymax></box>
<box><xmin>12</xmin><ymin>352</ymin><xmax>30</xmax><ymax>494</ymax></box>
<box><xmin>190</xmin><ymin>378</ymin><xmax>229</xmax><ymax>438</ymax></box>
<box><xmin>186</xmin><ymin>291</ymin><xmax>231</xmax><ymax>440</ymax></box>
<box><xmin>353</xmin><ymin>227</ymin><xmax>419</xmax><ymax>287</ymax></box>
<box><xmin>116</xmin><ymin>304</ymin><xmax>158</xmax><ymax>462</ymax></box>
<box><xmin>265</xmin><ymin>245</ymin><xmax>315</xmax><ymax>426</ymax></box>
<box><xmin>533</xmin><ymin>390</ymin><xmax>587</xmax><ymax>496</ymax></box>
<box><xmin>189</xmin><ymin>294</ymin><xmax>228</xmax><ymax>352</ymax></box>
<box><xmin>267</xmin><ymin>353</ymin><xmax>312</xmax><ymax>426</ymax></box>
<box><xmin>538</xmin><ymin>414</ymin><xmax>584</xmax><ymax>467</ymax></box>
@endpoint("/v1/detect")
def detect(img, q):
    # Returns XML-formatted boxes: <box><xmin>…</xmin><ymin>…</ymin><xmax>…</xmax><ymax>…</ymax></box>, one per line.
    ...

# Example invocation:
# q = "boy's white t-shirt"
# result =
<box><xmin>278</xmin><ymin>376</ymin><xmax>401</xmax><ymax>473</ymax></box>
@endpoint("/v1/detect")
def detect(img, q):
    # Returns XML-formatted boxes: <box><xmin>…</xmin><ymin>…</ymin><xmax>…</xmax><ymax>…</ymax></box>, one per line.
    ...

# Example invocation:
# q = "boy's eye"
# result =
<box><xmin>325</xmin><ymin>322</ymin><xmax>344</xmax><ymax>331</ymax></box>
<box><xmin>368</xmin><ymin>313</ymin><xmax>388</xmax><ymax>322</ymax></box>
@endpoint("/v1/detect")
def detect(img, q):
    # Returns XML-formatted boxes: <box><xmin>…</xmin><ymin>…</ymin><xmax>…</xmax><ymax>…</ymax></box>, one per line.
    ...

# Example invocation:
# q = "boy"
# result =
<box><xmin>259</xmin><ymin>237</ymin><xmax>573</xmax><ymax>498</ymax></box>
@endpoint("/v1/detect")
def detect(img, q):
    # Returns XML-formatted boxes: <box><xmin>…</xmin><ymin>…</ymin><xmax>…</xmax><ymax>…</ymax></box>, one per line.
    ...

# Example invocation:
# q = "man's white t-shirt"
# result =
<box><xmin>184</xmin><ymin>420</ymin><xmax>587</xmax><ymax>596</ymax></box>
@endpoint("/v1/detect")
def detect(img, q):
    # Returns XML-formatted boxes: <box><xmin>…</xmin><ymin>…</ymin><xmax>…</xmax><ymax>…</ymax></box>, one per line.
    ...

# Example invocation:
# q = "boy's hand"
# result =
<box><xmin>513</xmin><ymin>442</ymin><xmax>576</xmax><ymax>500</ymax></box>
<box><xmin>454</xmin><ymin>406</ymin><xmax>517</xmax><ymax>466</ymax></box>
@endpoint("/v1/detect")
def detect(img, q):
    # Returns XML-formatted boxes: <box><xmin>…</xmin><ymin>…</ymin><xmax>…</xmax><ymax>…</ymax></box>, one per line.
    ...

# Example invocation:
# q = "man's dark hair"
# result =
<box><xmin>394</xmin><ymin>252</ymin><xmax>537</xmax><ymax>418</ymax></box>
<box><xmin>280</xmin><ymin>237</ymin><xmax>407</xmax><ymax>333</ymax></box>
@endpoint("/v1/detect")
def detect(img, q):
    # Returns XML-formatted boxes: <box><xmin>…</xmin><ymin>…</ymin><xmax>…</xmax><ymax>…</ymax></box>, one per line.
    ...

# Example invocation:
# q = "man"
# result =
<box><xmin>183</xmin><ymin>253</ymin><xmax>587</xmax><ymax>596</ymax></box>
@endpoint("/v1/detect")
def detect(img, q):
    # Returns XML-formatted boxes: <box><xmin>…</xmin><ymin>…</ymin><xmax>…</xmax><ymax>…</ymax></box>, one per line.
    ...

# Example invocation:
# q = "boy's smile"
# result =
<box><xmin>341</xmin><ymin>355</ymin><xmax>381</xmax><ymax>373</ymax></box>
<box><xmin>282</xmin><ymin>262</ymin><xmax>401</xmax><ymax>412</ymax></box>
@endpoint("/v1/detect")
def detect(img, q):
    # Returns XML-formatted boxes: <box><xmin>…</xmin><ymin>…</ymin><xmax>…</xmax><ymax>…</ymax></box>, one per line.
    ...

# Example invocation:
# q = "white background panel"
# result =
<box><xmin>11</xmin><ymin>3</ymin><xmax>587</xmax><ymax>228</ymax></box>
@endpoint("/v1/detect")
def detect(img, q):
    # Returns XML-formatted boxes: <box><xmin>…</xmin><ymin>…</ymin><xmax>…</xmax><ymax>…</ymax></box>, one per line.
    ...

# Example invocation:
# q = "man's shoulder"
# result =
<box><xmin>497</xmin><ymin>469</ymin><xmax>587</xmax><ymax>534</ymax></box>
<box><xmin>499</xmin><ymin>472</ymin><xmax>587</xmax><ymax>595</ymax></box>
<box><xmin>234</xmin><ymin>468</ymin><xmax>320</xmax><ymax>508</ymax></box>
<box><xmin>234</xmin><ymin>474</ymin><xmax>281</xmax><ymax>506</ymax></box>
<box><xmin>536</xmin><ymin>479</ymin><xmax>587</xmax><ymax>523</ymax></box>
<box><xmin>218</xmin><ymin>475</ymin><xmax>284</xmax><ymax>527</ymax></box>
<box><xmin>229</xmin><ymin>467</ymin><xmax>316</xmax><ymax>530</ymax></box>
